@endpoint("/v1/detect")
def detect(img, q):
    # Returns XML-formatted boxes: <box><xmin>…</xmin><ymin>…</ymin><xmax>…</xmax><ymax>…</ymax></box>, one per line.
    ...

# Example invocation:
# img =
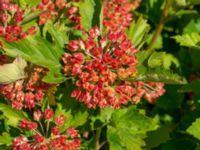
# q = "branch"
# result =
<box><xmin>147</xmin><ymin>0</ymin><xmax>171</xmax><ymax>52</ymax></box>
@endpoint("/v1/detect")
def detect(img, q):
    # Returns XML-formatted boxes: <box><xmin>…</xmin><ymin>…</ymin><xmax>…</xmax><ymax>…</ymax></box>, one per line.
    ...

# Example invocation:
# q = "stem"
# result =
<box><xmin>147</xmin><ymin>0</ymin><xmax>170</xmax><ymax>53</ymax></box>
<box><xmin>94</xmin><ymin>128</ymin><xmax>102</xmax><ymax>150</ymax></box>
<box><xmin>99</xmin><ymin>141</ymin><xmax>108</xmax><ymax>150</ymax></box>
<box><xmin>46</xmin><ymin>120</ymin><xmax>50</xmax><ymax>137</ymax></box>
<box><xmin>39</xmin><ymin>121</ymin><xmax>45</xmax><ymax>136</ymax></box>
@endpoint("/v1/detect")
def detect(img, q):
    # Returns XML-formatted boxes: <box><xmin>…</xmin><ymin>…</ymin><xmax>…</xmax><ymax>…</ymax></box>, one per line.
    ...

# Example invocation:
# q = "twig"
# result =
<box><xmin>147</xmin><ymin>0</ymin><xmax>171</xmax><ymax>53</ymax></box>
<box><xmin>94</xmin><ymin>128</ymin><xmax>102</xmax><ymax>150</ymax></box>
<box><xmin>98</xmin><ymin>140</ymin><xmax>108</xmax><ymax>150</ymax></box>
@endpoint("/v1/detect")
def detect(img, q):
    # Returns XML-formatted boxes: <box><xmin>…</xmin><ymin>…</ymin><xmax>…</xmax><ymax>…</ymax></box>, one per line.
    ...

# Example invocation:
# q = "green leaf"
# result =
<box><xmin>43</xmin><ymin>21</ymin><xmax>68</xmax><ymax>48</ymax></box>
<box><xmin>54</xmin><ymin>104</ymin><xmax>88</xmax><ymax>132</ymax></box>
<box><xmin>0</xmin><ymin>104</ymin><xmax>27</xmax><ymax>128</ymax></box>
<box><xmin>107</xmin><ymin>106</ymin><xmax>159</xmax><ymax>150</ymax></box>
<box><xmin>0</xmin><ymin>56</ymin><xmax>27</xmax><ymax>84</ymax></box>
<box><xmin>187</xmin><ymin>117</ymin><xmax>200</xmax><ymax>140</ymax></box>
<box><xmin>172</xmin><ymin>32</ymin><xmax>200</xmax><ymax>50</ymax></box>
<box><xmin>126</xmin><ymin>68</ymin><xmax>187</xmax><ymax>85</ymax></box>
<box><xmin>68</xmin><ymin>111</ymin><xmax>89</xmax><ymax>128</ymax></box>
<box><xmin>91</xmin><ymin>107</ymin><xmax>114</xmax><ymax>129</ymax></box>
<box><xmin>18</xmin><ymin>0</ymin><xmax>27</xmax><ymax>9</ymax></box>
<box><xmin>1</xmin><ymin>36</ymin><xmax>66</xmax><ymax>83</ymax></box>
<box><xmin>0</xmin><ymin>133</ymin><xmax>13</xmax><ymax>146</ymax></box>
<box><xmin>148</xmin><ymin>52</ymin><xmax>180</xmax><ymax>70</ymax></box>
<box><xmin>77</xmin><ymin>0</ymin><xmax>95</xmax><ymax>31</ymax></box>
<box><xmin>127</xmin><ymin>16</ymin><xmax>150</xmax><ymax>49</ymax></box>
<box><xmin>107</xmin><ymin>126</ymin><xmax>123</xmax><ymax>150</ymax></box>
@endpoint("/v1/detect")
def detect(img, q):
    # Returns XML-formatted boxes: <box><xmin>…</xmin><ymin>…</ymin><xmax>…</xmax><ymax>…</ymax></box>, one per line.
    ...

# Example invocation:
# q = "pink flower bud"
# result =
<box><xmin>44</xmin><ymin>108</ymin><xmax>54</xmax><ymax>120</ymax></box>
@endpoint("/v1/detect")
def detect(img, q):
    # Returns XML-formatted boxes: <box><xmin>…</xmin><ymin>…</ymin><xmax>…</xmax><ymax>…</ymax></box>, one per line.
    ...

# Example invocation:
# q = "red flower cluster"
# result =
<box><xmin>103</xmin><ymin>0</ymin><xmax>133</xmax><ymax>32</ymax></box>
<box><xmin>37</xmin><ymin>0</ymin><xmax>68</xmax><ymax>25</ymax></box>
<box><xmin>62</xmin><ymin>0</ymin><xmax>165</xmax><ymax>108</ymax></box>
<box><xmin>0</xmin><ymin>0</ymin><xmax>36</xmax><ymax>42</ymax></box>
<box><xmin>0</xmin><ymin>67</ymin><xmax>49</xmax><ymax>110</ymax></box>
<box><xmin>63</xmin><ymin>26</ymin><xmax>139</xmax><ymax>108</ymax></box>
<box><xmin>13</xmin><ymin>108</ymin><xmax>81</xmax><ymax>150</ymax></box>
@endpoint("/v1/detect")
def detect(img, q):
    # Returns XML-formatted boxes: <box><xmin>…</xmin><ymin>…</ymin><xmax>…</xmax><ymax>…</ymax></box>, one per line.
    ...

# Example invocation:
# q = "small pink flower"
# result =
<box><xmin>67</xmin><ymin>127</ymin><xmax>79</xmax><ymax>138</ymax></box>
<box><xmin>34</xmin><ymin>111</ymin><xmax>42</xmax><ymax>121</ymax></box>
<box><xmin>44</xmin><ymin>108</ymin><xmax>54</xmax><ymax>120</ymax></box>
<box><xmin>55</xmin><ymin>115</ymin><xmax>65</xmax><ymax>126</ymax></box>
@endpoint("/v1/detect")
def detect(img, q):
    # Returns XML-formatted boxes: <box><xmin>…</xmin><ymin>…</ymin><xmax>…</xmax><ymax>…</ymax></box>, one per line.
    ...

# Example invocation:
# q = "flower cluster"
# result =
<box><xmin>62</xmin><ymin>0</ymin><xmax>165</xmax><ymax>108</ymax></box>
<box><xmin>37</xmin><ymin>0</ymin><xmax>74</xmax><ymax>26</ymax></box>
<box><xmin>103</xmin><ymin>0</ymin><xmax>133</xmax><ymax>32</ymax></box>
<box><xmin>13</xmin><ymin>108</ymin><xmax>81</xmax><ymax>150</ymax></box>
<box><xmin>0</xmin><ymin>66</ymin><xmax>49</xmax><ymax>110</ymax></box>
<box><xmin>63</xmin><ymin>26</ymin><xmax>140</xmax><ymax>108</ymax></box>
<box><xmin>0</xmin><ymin>0</ymin><xmax>36</xmax><ymax>42</ymax></box>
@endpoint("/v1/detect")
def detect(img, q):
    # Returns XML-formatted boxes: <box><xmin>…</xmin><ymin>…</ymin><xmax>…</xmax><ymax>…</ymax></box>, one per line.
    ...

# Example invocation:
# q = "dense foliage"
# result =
<box><xmin>0</xmin><ymin>0</ymin><xmax>200</xmax><ymax>149</ymax></box>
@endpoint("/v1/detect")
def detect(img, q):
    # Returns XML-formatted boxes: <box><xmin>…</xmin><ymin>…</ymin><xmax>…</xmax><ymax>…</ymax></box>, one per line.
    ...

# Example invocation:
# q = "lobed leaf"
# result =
<box><xmin>127</xmin><ymin>16</ymin><xmax>150</xmax><ymax>49</ymax></box>
<box><xmin>148</xmin><ymin>52</ymin><xmax>180</xmax><ymax>70</ymax></box>
<box><xmin>172</xmin><ymin>32</ymin><xmax>200</xmax><ymax>50</ymax></box>
<box><xmin>107</xmin><ymin>106</ymin><xmax>159</xmax><ymax>150</ymax></box>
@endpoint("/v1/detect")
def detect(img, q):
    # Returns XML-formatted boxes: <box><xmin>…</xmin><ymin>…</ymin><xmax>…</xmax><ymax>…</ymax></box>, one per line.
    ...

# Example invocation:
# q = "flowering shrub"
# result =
<box><xmin>0</xmin><ymin>0</ymin><xmax>199</xmax><ymax>150</ymax></box>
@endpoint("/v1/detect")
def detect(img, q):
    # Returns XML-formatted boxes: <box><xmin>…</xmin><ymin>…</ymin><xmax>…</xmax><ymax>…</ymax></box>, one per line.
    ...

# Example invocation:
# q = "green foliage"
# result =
<box><xmin>90</xmin><ymin>107</ymin><xmax>114</xmax><ymax>130</ymax></box>
<box><xmin>1</xmin><ymin>1</ymin><xmax>200</xmax><ymax>150</ymax></box>
<box><xmin>43</xmin><ymin>21</ymin><xmax>68</xmax><ymax>48</ymax></box>
<box><xmin>0</xmin><ymin>133</ymin><xmax>12</xmax><ymax>146</ymax></box>
<box><xmin>127</xmin><ymin>68</ymin><xmax>187</xmax><ymax>84</ymax></box>
<box><xmin>54</xmin><ymin>104</ymin><xmax>88</xmax><ymax>132</ymax></box>
<box><xmin>77</xmin><ymin>0</ymin><xmax>95</xmax><ymax>31</ymax></box>
<box><xmin>0</xmin><ymin>36</ymin><xmax>66</xmax><ymax>83</ymax></box>
<box><xmin>148</xmin><ymin>52</ymin><xmax>180</xmax><ymax>69</ymax></box>
<box><xmin>187</xmin><ymin>117</ymin><xmax>200</xmax><ymax>140</ymax></box>
<box><xmin>0</xmin><ymin>104</ymin><xmax>27</xmax><ymax>128</ymax></box>
<box><xmin>107</xmin><ymin>106</ymin><xmax>159</xmax><ymax>150</ymax></box>
<box><xmin>173</xmin><ymin>32</ymin><xmax>200</xmax><ymax>50</ymax></box>
<box><xmin>127</xmin><ymin>16</ymin><xmax>150</xmax><ymax>49</ymax></box>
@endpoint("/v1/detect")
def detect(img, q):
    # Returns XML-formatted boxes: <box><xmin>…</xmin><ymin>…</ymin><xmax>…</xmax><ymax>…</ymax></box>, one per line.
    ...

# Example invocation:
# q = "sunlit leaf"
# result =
<box><xmin>148</xmin><ymin>52</ymin><xmax>180</xmax><ymax>70</ymax></box>
<box><xmin>0</xmin><ymin>104</ymin><xmax>27</xmax><ymax>128</ymax></box>
<box><xmin>127</xmin><ymin>16</ymin><xmax>150</xmax><ymax>49</ymax></box>
<box><xmin>0</xmin><ymin>56</ymin><xmax>27</xmax><ymax>84</ymax></box>
<box><xmin>172</xmin><ymin>32</ymin><xmax>200</xmax><ymax>50</ymax></box>
<box><xmin>187</xmin><ymin>117</ymin><xmax>200</xmax><ymax>140</ymax></box>
<box><xmin>0</xmin><ymin>133</ymin><xmax>12</xmax><ymax>146</ymax></box>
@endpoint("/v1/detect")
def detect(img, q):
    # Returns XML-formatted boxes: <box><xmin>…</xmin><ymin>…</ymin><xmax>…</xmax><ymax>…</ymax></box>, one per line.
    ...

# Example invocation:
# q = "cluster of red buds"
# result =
<box><xmin>36</xmin><ymin>0</ymin><xmax>70</xmax><ymax>25</ymax></box>
<box><xmin>62</xmin><ymin>0</ymin><xmax>165</xmax><ymax>108</ymax></box>
<box><xmin>0</xmin><ymin>0</ymin><xmax>36</xmax><ymax>42</ymax></box>
<box><xmin>63</xmin><ymin>26</ymin><xmax>140</xmax><ymax>108</ymax></box>
<box><xmin>13</xmin><ymin>108</ymin><xmax>81</xmax><ymax>150</ymax></box>
<box><xmin>67</xmin><ymin>6</ymin><xmax>83</xmax><ymax>31</ymax></box>
<box><xmin>0</xmin><ymin>66</ymin><xmax>49</xmax><ymax>110</ymax></box>
<box><xmin>103</xmin><ymin>0</ymin><xmax>133</xmax><ymax>32</ymax></box>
